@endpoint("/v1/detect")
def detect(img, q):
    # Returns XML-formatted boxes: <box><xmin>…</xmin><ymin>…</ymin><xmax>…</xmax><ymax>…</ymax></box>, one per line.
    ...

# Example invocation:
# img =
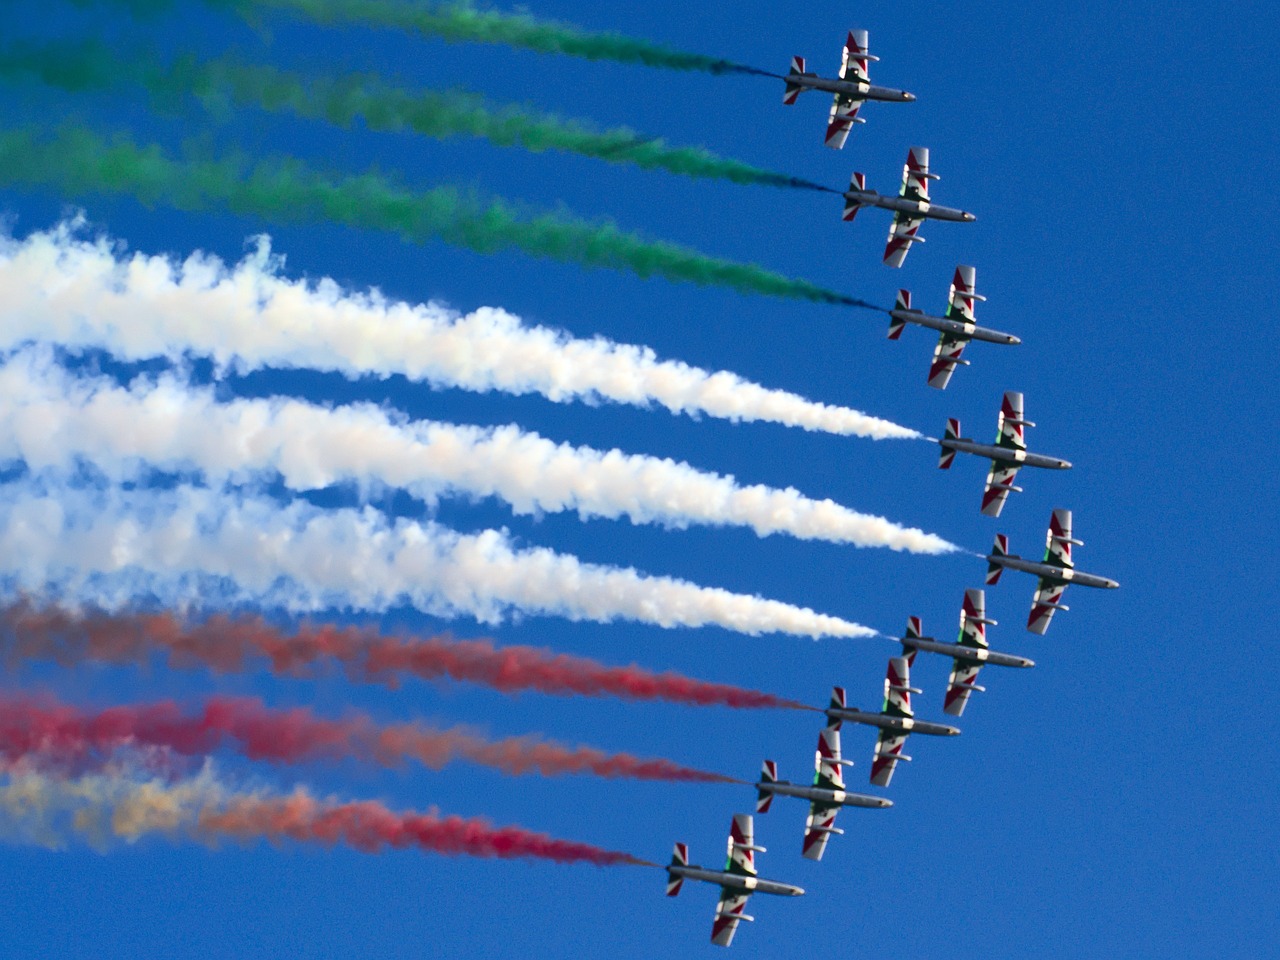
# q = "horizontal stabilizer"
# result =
<box><xmin>665</xmin><ymin>875</ymin><xmax>683</xmax><ymax>897</ymax></box>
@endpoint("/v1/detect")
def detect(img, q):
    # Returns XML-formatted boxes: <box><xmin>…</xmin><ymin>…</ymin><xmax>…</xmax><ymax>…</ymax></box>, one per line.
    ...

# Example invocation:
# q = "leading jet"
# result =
<box><xmin>986</xmin><ymin>508</ymin><xmax>1120</xmax><ymax>634</ymax></box>
<box><xmin>782</xmin><ymin>30</ymin><xmax>915</xmax><ymax>149</ymax></box>
<box><xmin>842</xmin><ymin>147</ymin><xmax>976</xmax><ymax>267</ymax></box>
<box><xmin>890</xmin><ymin>265</ymin><xmax>1020</xmax><ymax>389</ymax></box>
<box><xmin>938</xmin><ymin>391</ymin><xmax>1072</xmax><ymax>516</ymax></box>
<box><xmin>825</xmin><ymin>657</ymin><xmax>959</xmax><ymax>787</ymax></box>
<box><xmin>890</xmin><ymin>591</ymin><xmax>1035</xmax><ymax>717</ymax></box>
<box><xmin>666</xmin><ymin>814</ymin><xmax>804</xmax><ymax>947</ymax></box>
<box><xmin>755</xmin><ymin>724</ymin><xmax>891</xmax><ymax>862</ymax></box>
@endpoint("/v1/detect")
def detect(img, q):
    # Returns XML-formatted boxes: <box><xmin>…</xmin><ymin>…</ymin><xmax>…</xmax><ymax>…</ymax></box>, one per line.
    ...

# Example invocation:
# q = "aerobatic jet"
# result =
<box><xmin>890</xmin><ymin>592</ymin><xmax>1035</xmax><ymax>717</ymax></box>
<box><xmin>782</xmin><ymin>29</ymin><xmax>915</xmax><ymax>149</ymax></box>
<box><xmin>890</xmin><ymin>265</ymin><xmax>1019</xmax><ymax>388</ymax></box>
<box><xmin>938</xmin><ymin>391</ymin><xmax>1072</xmax><ymax>516</ymax></box>
<box><xmin>842</xmin><ymin>148</ymin><xmax>975</xmax><ymax>267</ymax></box>
<box><xmin>825</xmin><ymin>657</ymin><xmax>959</xmax><ymax>787</ymax></box>
<box><xmin>755</xmin><ymin>725</ymin><xmax>891</xmax><ymax>862</ymax></box>
<box><xmin>986</xmin><ymin>509</ymin><xmax>1120</xmax><ymax>635</ymax></box>
<box><xmin>666</xmin><ymin>814</ymin><xmax>804</xmax><ymax>948</ymax></box>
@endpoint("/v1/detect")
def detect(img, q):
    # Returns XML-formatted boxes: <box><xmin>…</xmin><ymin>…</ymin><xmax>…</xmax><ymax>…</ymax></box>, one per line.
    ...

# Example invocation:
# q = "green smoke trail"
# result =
<box><xmin>0</xmin><ymin>126</ymin><xmax>872</xmax><ymax>308</ymax></box>
<box><xmin>73</xmin><ymin>0</ymin><xmax>782</xmax><ymax>77</ymax></box>
<box><xmin>0</xmin><ymin>40</ymin><xmax>827</xmax><ymax>193</ymax></box>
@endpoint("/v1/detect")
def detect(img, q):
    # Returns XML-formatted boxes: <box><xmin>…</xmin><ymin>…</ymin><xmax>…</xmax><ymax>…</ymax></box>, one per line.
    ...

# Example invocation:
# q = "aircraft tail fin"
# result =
<box><xmin>783</xmin><ymin>56</ymin><xmax>806</xmax><ymax>103</ymax></box>
<box><xmin>940</xmin><ymin>418</ymin><xmax>960</xmax><ymax>468</ymax></box>
<box><xmin>666</xmin><ymin>842</ymin><xmax>688</xmax><ymax>896</ymax></box>
<box><xmin>986</xmin><ymin>534</ymin><xmax>1009</xmax><ymax>584</ymax></box>
<box><xmin>842</xmin><ymin>172</ymin><xmax>866</xmax><ymax>221</ymax></box>
<box><xmin>888</xmin><ymin>289</ymin><xmax>909</xmax><ymax>339</ymax></box>
<box><xmin>756</xmin><ymin>761</ymin><xmax>777</xmax><ymax>813</ymax></box>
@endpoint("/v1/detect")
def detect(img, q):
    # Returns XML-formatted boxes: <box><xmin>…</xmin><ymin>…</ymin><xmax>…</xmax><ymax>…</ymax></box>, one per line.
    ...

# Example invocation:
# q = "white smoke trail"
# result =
<box><xmin>0</xmin><ymin>219</ymin><xmax>918</xmax><ymax>440</ymax></box>
<box><xmin>0</xmin><ymin>478</ymin><xmax>873</xmax><ymax>639</ymax></box>
<box><xmin>0</xmin><ymin>351</ymin><xmax>953</xmax><ymax>554</ymax></box>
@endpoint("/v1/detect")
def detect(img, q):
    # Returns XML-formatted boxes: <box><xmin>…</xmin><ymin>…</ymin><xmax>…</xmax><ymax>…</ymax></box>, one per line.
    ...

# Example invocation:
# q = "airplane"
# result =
<box><xmin>755</xmin><ymin>725</ymin><xmax>892</xmax><ymax>862</ymax></box>
<box><xmin>938</xmin><ymin>391</ymin><xmax>1072</xmax><ymax>516</ymax></box>
<box><xmin>782</xmin><ymin>29</ymin><xmax>916</xmax><ymax>149</ymax></box>
<box><xmin>986</xmin><ymin>509</ymin><xmax>1120</xmax><ymax>635</ymax></box>
<box><xmin>666</xmin><ymin>813</ymin><xmax>804</xmax><ymax>947</ymax></box>
<box><xmin>824</xmin><ymin>657</ymin><xmax>959</xmax><ymax>787</ymax></box>
<box><xmin>842</xmin><ymin>147</ymin><xmax>976</xmax><ymax>268</ymax></box>
<box><xmin>889</xmin><ymin>591</ymin><xmax>1035</xmax><ymax>717</ymax></box>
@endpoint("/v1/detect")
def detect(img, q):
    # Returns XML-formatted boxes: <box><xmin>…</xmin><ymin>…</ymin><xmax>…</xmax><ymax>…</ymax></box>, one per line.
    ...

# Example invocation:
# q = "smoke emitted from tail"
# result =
<box><xmin>0</xmin><ymin>480</ymin><xmax>874</xmax><ymax>639</ymax></box>
<box><xmin>0</xmin><ymin>40</ymin><xmax>822</xmax><ymax>192</ymax></box>
<box><xmin>0</xmin><ymin>695</ymin><xmax>734</xmax><ymax>783</ymax></box>
<box><xmin>0</xmin><ymin>763</ymin><xmax>649</xmax><ymax>865</ymax></box>
<box><xmin>0</xmin><ymin>603</ymin><xmax>808</xmax><ymax>709</ymax></box>
<box><xmin>0</xmin><ymin>223</ymin><xmax>915</xmax><ymax>439</ymax></box>
<box><xmin>0</xmin><ymin>351</ymin><xmax>952</xmax><ymax>553</ymax></box>
<box><xmin>0</xmin><ymin>127</ymin><xmax>868</xmax><ymax>307</ymax></box>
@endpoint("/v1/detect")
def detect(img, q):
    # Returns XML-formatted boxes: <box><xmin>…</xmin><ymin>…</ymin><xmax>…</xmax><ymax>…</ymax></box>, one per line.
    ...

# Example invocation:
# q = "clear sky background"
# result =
<box><xmin>0</xmin><ymin>0</ymin><xmax>1277</xmax><ymax>957</ymax></box>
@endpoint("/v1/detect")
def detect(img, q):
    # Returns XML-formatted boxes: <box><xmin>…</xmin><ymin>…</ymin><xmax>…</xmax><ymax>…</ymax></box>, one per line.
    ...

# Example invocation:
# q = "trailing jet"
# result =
<box><xmin>890</xmin><ymin>592</ymin><xmax>1034</xmax><ymax>717</ymax></box>
<box><xmin>842</xmin><ymin>148</ymin><xmax>976</xmax><ymax>267</ymax></box>
<box><xmin>938</xmin><ymin>391</ymin><xmax>1072</xmax><ymax>516</ymax></box>
<box><xmin>890</xmin><ymin>265</ymin><xmax>1020</xmax><ymax>388</ymax></box>
<box><xmin>666</xmin><ymin>814</ymin><xmax>804</xmax><ymax>948</ymax></box>
<box><xmin>986</xmin><ymin>509</ymin><xmax>1120</xmax><ymax>635</ymax></box>
<box><xmin>755</xmin><ymin>726</ymin><xmax>891</xmax><ymax>862</ymax></box>
<box><xmin>825</xmin><ymin>657</ymin><xmax>959</xmax><ymax>787</ymax></box>
<box><xmin>782</xmin><ymin>30</ymin><xmax>915</xmax><ymax>149</ymax></box>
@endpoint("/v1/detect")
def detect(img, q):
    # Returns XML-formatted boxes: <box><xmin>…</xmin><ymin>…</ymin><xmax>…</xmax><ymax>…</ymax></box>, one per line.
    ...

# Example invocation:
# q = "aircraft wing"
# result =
<box><xmin>981</xmin><ymin>461</ymin><xmax>1021</xmax><ymax>516</ymax></box>
<box><xmin>884</xmin><ymin>212</ymin><xmax>924</xmax><ymax>268</ymax></box>
<box><xmin>869</xmin><ymin>729</ymin><xmax>909</xmax><ymax>787</ymax></box>
<box><xmin>944</xmin><ymin>660</ymin><xmax>984</xmax><ymax>716</ymax></box>
<box><xmin>802</xmin><ymin>724</ymin><xmax>847</xmax><ymax>861</ymax></box>
<box><xmin>801</xmin><ymin>801</ymin><xmax>841</xmax><ymax>862</ymax></box>
<box><xmin>711</xmin><ymin>889</ymin><xmax>753</xmax><ymax>947</ymax></box>
<box><xmin>1028</xmin><ymin>578</ymin><xmax>1067</xmax><ymax>635</ymax></box>
<box><xmin>928</xmin><ymin>330</ymin><xmax>969</xmax><ymax>389</ymax></box>
<box><xmin>824</xmin><ymin>95</ymin><xmax>862</xmax><ymax>149</ymax></box>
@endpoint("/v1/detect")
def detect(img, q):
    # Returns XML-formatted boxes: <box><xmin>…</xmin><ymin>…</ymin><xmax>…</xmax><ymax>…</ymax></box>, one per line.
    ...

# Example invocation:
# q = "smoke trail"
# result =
<box><xmin>0</xmin><ymin>127</ymin><xmax>868</xmax><ymax>307</ymax></box>
<box><xmin>0</xmin><ymin>764</ymin><xmax>648</xmax><ymax>864</ymax></box>
<box><xmin>0</xmin><ymin>223</ymin><xmax>914</xmax><ymax>439</ymax></box>
<box><xmin>0</xmin><ymin>695</ymin><xmax>735</xmax><ymax>783</ymax></box>
<box><xmin>0</xmin><ymin>479</ymin><xmax>874</xmax><ymax>639</ymax></box>
<box><xmin>0</xmin><ymin>352</ymin><xmax>953</xmax><ymax>553</ymax></box>
<box><xmin>0</xmin><ymin>40</ymin><xmax>823</xmax><ymax>192</ymax></box>
<box><xmin>0</xmin><ymin>603</ymin><xmax>808</xmax><ymax>709</ymax></box>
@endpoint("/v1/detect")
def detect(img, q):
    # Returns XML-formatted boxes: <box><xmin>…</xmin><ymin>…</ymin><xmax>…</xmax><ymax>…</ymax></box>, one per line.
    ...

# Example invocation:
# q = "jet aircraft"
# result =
<box><xmin>755</xmin><ymin>725</ymin><xmax>891</xmax><ymax>862</ymax></box>
<box><xmin>890</xmin><ymin>592</ymin><xmax>1034</xmax><ymax>717</ymax></box>
<box><xmin>825</xmin><ymin>657</ymin><xmax>959</xmax><ymax>787</ymax></box>
<box><xmin>666</xmin><ymin>814</ymin><xmax>804</xmax><ymax>947</ymax></box>
<box><xmin>782</xmin><ymin>30</ymin><xmax>915</xmax><ymax>149</ymax></box>
<box><xmin>986</xmin><ymin>509</ymin><xmax>1120</xmax><ymax>634</ymax></box>
<box><xmin>842</xmin><ymin>147</ymin><xmax>975</xmax><ymax>267</ymax></box>
<box><xmin>938</xmin><ymin>391</ymin><xmax>1071</xmax><ymax>516</ymax></box>
<box><xmin>890</xmin><ymin>265</ymin><xmax>1019</xmax><ymax>388</ymax></box>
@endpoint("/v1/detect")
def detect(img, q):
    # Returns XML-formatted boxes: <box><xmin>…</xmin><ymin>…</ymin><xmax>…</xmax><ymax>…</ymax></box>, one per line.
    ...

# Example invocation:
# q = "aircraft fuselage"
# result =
<box><xmin>895</xmin><ymin>636</ymin><xmax>1034</xmax><ymax>668</ymax></box>
<box><xmin>842</xmin><ymin>190</ymin><xmax>975</xmax><ymax>222</ymax></box>
<box><xmin>988</xmin><ymin>554</ymin><xmax>1120</xmax><ymax>589</ymax></box>
<box><xmin>791</xmin><ymin>75</ymin><xmax>915</xmax><ymax>102</ymax></box>
<box><xmin>756</xmin><ymin>779</ymin><xmax>892</xmax><ymax>809</ymax></box>
<box><xmin>888</xmin><ymin>308</ymin><xmax>1021</xmax><ymax>344</ymax></box>
<box><xmin>939</xmin><ymin>438</ymin><xmax>1071</xmax><ymax>470</ymax></box>
<box><xmin>666</xmin><ymin>865</ymin><xmax>804</xmax><ymax>897</ymax></box>
<box><xmin>825</xmin><ymin>708</ymin><xmax>960</xmax><ymax>737</ymax></box>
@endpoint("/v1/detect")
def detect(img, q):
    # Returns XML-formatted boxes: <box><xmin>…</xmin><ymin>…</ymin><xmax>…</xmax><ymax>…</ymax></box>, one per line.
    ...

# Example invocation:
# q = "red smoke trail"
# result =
<box><xmin>0</xmin><ymin>695</ymin><xmax>737</xmax><ymax>783</ymax></box>
<box><xmin>199</xmin><ymin>792</ymin><xmax>652</xmax><ymax>866</ymax></box>
<box><xmin>0</xmin><ymin>602</ymin><xmax>804</xmax><ymax>709</ymax></box>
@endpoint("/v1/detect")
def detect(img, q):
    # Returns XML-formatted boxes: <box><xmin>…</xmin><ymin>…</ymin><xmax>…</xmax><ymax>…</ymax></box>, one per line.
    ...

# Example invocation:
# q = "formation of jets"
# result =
<box><xmin>664</xmin><ymin>28</ymin><xmax>1119</xmax><ymax>946</ymax></box>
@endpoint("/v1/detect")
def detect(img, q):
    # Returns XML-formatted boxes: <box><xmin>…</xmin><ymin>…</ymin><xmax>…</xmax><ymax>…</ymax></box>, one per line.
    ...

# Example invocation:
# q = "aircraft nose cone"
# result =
<box><xmin>789</xmin><ymin>886</ymin><xmax>806</xmax><ymax>897</ymax></box>
<box><xmin>903</xmin><ymin>92</ymin><xmax>917</xmax><ymax>102</ymax></box>
<box><xmin>1008</xmin><ymin>335</ymin><xmax>1022</xmax><ymax>345</ymax></box>
<box><xmin>1059</xmin><ymin>459</ymin><xmax>1073</xmax><ymax>469</ymax></box>
<box><xmin>963</xmin><ymin>212</ymin><xmax>977</xmax><ymax>222</ymax></box>
<box><xmin>1107</xmin><ymin>578</ymin><xmax>1121</xmax><ymax>589</ymax></box>
<box><xmin>877</xmin><ymin>798</ymin><xmax>894</xmax><ymax>808</ymax></box>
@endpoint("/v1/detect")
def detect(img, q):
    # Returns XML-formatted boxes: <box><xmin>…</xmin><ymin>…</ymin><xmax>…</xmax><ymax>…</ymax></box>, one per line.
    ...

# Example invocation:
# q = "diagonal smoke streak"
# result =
<box><xmin>0</xmin><ymin>351</ymin><xmax>953</xmax><ymax>553</ymax></box>
<box><xmin>0</xmin><ymin>126</ymin><xmax>871</xmax><ymax>307</ymax></box>
<box><xmin>0</xmin><ymin>40</ymin><xmax>824</xmax><ymax>192</ymax></box>
<box><xmin>0</xmin><ymin>762</ymin><xmax>649</xmax><ymax>865</ymax></box>
<box><xmin>0</xmin><ymin>479</ymin><xmax>874</xmax><ymax>639</ymax></box>
<box><xmin>0</xmin><ymin>603</ymin><xmax>809</xmax><ymax>709</ymax></box>
<box><xmin>0</xmin><ymin>695</ymin><xmax>737</xmax><ymax>783</ymax></box>
<box><xmin>0</xmin><ymin>223</ymin><xmax>915</xmax><ymax>439</ymax></box>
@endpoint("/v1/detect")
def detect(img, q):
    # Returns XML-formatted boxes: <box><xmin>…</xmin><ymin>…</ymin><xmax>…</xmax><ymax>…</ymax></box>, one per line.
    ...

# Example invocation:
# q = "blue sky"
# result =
<box><xmin>0</xmin><ymin>0</ymin><xmax>1277</xmax><ymax>957</ymax></box>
